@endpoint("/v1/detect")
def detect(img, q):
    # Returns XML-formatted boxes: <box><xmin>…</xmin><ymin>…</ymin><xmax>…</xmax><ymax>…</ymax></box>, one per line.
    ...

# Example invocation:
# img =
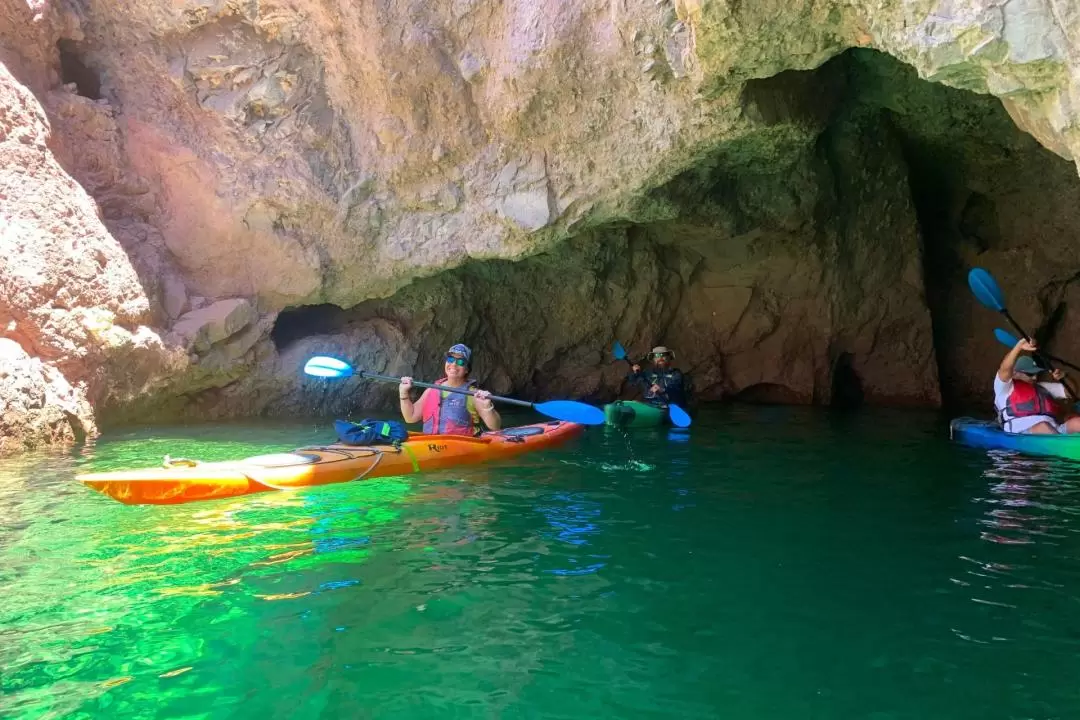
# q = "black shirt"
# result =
<box><xmin>629</xmin><ymin>367</ymin><xmax>688</xmax><ymax>406</ymax></box>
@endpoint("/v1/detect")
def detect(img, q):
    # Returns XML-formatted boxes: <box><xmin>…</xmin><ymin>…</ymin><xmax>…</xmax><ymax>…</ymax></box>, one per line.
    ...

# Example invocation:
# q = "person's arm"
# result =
<box><xmin>998</xmin><ymin>338</ymin><xmax>1038</xmax><ymax>382</ymax></box>
<box><xmin>473</xmin><ymin>390</ymin><xmax>501</xmax><ymax>430</ymax></box>
<box><xmin>399</xmin><ymin>379</ymin><xmax>428</xmax><ymax>424</ymax></box>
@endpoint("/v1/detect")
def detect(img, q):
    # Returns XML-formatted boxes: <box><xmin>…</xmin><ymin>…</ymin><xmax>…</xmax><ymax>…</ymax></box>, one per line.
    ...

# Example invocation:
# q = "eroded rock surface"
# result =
<box><xmin>3</xmin><ymin>0</ymin><xmax>1080</xmax><ymax>450</ymax></box>
<box><xmin>0</xmin><ymin>7</ymin><xmax>178</xmax><ymax>456</ymax></box>
<box><xmin>19</xmin><ymin>0</ymin><xmax>1080</xmax><ymax>308</ymax></box>
<box><xmin>0</xmin><ymin>338</ymin><xmax>95</xmax><ymax>455</ymax></box>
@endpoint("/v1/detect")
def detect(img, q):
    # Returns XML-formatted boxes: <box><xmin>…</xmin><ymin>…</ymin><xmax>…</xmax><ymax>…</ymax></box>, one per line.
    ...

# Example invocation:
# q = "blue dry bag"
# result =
<box><xmin>334</xmin><ymin>418</ymin><xmax>409</xmax><ymax>446</ymax></box>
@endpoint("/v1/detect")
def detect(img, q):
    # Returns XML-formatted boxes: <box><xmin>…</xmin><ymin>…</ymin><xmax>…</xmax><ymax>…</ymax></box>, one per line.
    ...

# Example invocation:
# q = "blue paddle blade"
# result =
<box><xmin>304</xmin><ymin>356</ymin><xmax>354</xmax><ymax>379</ymax></box>
<box><xmin>612</xmin><ymin>341</ymin><xmax>627</xmax><ymax>361</ymax></box>
<box><xmin>968</xmin><ymin>268</ymin><xmax>1006</xmax><ymax>312</ymax></box>
<box><xmin>994</xmin><ymin>328</ymin><xmax>1020</xmax><ymax>348</ymax></box>
<box><xmin>534</xmin><ymin>400</ymin><xmax>606</xmax><ymax>425</ymax></box>
<box><xmin>668</xmin><ymin>403</ymin><xmax>692</xmax><ymax>428</ymax></box>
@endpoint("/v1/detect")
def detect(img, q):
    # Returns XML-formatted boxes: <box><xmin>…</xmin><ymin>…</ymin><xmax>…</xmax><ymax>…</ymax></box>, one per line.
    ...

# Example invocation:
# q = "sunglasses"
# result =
<box><xmin>445</xmin><ymin>355</ymin><xmax>468</xmax><ymax>367</ymax></box>
<box><xmin>651</xmin><ymin>352</ymin><xmax>673</xmax><ymax>359</ymax></box>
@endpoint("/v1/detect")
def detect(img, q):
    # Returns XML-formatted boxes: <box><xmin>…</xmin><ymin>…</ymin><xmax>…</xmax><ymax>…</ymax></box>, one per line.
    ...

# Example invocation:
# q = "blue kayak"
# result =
<box><xmin>950</xmin><ymin>417</ymin><xmax>1080</xmax><ymax>460</ymax></box>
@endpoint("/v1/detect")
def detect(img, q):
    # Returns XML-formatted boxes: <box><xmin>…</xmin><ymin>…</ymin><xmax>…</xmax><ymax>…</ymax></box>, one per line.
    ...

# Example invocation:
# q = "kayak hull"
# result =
<box><xmin>603</xmin><ymin>400</ymin><xmax>667</xmax><ymax>427</ymax></box>
<box><xmin>950</xmin><ymin>417</ymin><xmax>1080</xmax><ymax>460</ymax></box>
<box><xmin>77</xmin><ymin>421</ymin><xmax>584</xmax><ymax>506</ymax></box>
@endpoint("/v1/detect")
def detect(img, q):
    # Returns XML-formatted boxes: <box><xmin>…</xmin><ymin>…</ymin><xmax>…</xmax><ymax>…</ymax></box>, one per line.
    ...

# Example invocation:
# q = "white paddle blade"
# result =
<box><xmin>304</xmin><ymin>356</ymin><xmax>354</xmax><ymax>378</ymax></box>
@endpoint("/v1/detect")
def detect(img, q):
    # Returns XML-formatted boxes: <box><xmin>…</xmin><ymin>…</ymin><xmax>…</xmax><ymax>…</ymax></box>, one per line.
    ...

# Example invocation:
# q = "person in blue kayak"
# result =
<box><xmin>630</xmin><ymin>346</ymin><xmax>688</xmax><ymax>407</ymax></box>
<box><xmin>398</xmin><ymin>343</ymin><xmax>502</xmax><ymax>435</ymax></box>
<box><xmin>995</xmin><ymin>337</ymin><xmax>1080</xmax><ymax>434</ymax></box>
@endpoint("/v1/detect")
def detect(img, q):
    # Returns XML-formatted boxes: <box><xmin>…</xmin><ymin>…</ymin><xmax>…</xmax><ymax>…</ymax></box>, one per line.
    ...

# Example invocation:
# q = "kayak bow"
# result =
<box><xmin>603</xmin><ymin>400</ymin><xmax>668</xmax><ymax>428</ymax></box>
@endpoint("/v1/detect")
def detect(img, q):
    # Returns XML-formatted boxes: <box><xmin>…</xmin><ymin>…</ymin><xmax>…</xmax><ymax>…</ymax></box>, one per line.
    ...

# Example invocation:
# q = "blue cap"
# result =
<box><xmin>447</xmin><ymin>343</ymin><xmax>472</xmax><ymax>364</ymax></box>
<box><xmin>1015</xmin><ymin>356</ymin><xmax>1045</xmax><ymax>375</ymax></box>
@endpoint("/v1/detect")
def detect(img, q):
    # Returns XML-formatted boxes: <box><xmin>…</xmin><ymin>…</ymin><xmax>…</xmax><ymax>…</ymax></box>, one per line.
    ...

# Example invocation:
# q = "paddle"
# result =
<box><xmin>612</xmin><ymin>341</ymin><xmax>692</xmax><ymax>428</ymax></box>
<box><xmin>303</xmin><ymin>356</ymin><xmax>606</xmax><ymax>425</ymax></box>
<box><xmin>968</xmin><ymin>267</ymin><xmax>1078</xmax><ymax>398</ymax></box>
<box><xmin>993</xmin><ymin>328</ymin><xmax>1080</xmax><ymax>373</ymax></box>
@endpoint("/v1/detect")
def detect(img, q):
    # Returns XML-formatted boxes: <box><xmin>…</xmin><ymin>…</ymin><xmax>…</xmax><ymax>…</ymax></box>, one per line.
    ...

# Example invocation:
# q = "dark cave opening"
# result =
<box><xmin>866</xmin><ymin>50</ymin><xmax>1080</xmax><ymax>411</ymax></box>
<box><xmin>830</xmin><ymin>351</ymin><xmax>865</xmax><ymax>411</ymax></box>
<box><xmin>57</xmin><ymin>40</ymin><xmax>102</xmax><ymax>100</ymax></box>
<box><xmin>640</xmin><ymin>47</ymin><xmax>1080</xmax><ymax>412</ymax></box>
<box><xmin>270</xmin><ymin>303</ymin><xmax>350</xmax><ymax>352</ymax></box>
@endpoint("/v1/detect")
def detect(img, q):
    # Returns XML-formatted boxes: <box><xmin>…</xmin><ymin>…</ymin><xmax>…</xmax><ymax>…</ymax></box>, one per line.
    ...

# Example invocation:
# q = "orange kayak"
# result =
<box><xmin>77</xmin><ymin>420</ymin><xmax>584</xmax><ymax>506</ymax></box>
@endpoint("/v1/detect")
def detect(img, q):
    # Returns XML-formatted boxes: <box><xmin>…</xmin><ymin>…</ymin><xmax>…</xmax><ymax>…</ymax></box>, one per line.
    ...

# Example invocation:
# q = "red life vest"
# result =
<box><xmin>421</xmin><ymin>378</ymin><xmax>480</xmax><ymax>436</ymax></box>
<box><xmin>1002</xmin><ymin>380</ymin><xmax>1061</xmax><ymax>423</ymax></box>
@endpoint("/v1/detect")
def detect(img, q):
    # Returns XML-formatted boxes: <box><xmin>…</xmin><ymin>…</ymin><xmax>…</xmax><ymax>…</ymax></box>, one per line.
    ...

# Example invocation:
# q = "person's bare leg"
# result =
<box><xmin>1025</xmin><ymin>422</ymin><xmax>1060</xmax><ymax>434</ymax></box>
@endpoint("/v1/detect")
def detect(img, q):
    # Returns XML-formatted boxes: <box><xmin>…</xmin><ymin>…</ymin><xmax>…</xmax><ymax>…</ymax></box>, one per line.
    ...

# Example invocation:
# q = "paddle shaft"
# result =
<box><xmin>995</xmin><ymin>329</ymin><xmax>1080</xmax><ymax>373</ymax></box>
<box><xmin>999</xmin><ymin>331</ymin><xmax>1080</xmax><ymax>373</ymax></box>
<box><xmin>621</xmin><ymin>354</ymin><xmax>666</xmax><ymax>393</ymax></box>
<box><xmin>619</xmin><ymin>352</ymin><xmax>652</xmax><ymax>371</ymax></box>
<box><xmin>360</xmin><ymin>370</ymin><xmax>535</xmax><ymax>409</ymax></box>
<box><xmin>1000</xmin><ymin>309</ymin><xmax>1080</xmax><ymax>400</ymax></box>
<box><xmin>1042</xmin><ymin>352</ymin><xmax>1080</xmax><ymax>374</ymax></box>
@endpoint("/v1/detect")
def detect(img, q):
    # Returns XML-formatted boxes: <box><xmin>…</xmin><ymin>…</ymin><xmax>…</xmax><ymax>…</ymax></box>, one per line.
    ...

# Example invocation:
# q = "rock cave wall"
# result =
<box><xmin>139</xmin><ymin>48</ymin><xmax>1080</xmax><ymax>425</ymax></box>
<box><xmin>4</xmin><ymin>0</ymin><xmax>1080</xmax><ymax>450</ymax></box>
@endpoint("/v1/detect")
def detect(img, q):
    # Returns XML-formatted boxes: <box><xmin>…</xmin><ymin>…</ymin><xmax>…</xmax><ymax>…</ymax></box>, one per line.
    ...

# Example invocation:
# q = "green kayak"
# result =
<box><xmin>603</xmin><ymin>400</ymin><xmax>667</xmax><ymax>427</ymax></box>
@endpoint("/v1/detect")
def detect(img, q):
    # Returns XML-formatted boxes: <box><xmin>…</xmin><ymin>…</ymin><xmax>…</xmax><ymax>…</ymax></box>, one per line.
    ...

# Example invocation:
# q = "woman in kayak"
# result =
<box><xmin>630</xmin><ymin>346</ymin><xmax>688</xmax><ymax>407</ymax></box>
<box><xmin>399</xmin><ymin>343</ymin><xmax>502</xmax><ymax>435</ymax></box>
<box><xmin>995</xmin><ymin>337</ymin><xmax>1080</xmax><ymax>434</ymax></box>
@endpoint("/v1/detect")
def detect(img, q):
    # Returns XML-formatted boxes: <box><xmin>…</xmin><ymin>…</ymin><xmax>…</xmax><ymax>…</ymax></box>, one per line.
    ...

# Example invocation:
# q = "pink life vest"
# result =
<box><xmin>421</xmin><ymin>378</ymin><xmax>481</xmax><ymax>436</ymax></box>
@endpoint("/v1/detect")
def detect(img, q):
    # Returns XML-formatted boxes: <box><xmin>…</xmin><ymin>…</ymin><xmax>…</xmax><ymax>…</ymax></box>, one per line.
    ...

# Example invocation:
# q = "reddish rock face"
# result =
<box><xmin>0</xmin><ymin>20</ymin><xmax>160</xmax><ymax>457</ymax></box>
<box><xmin>2</xmin><ymin>0</ymin><xmax>1080</xmax><ymax>454</ymax></box>
<box><xmin>0</xmin><ymin>339</ymin><xmax>96</xmax><ymax>455</ymax></box>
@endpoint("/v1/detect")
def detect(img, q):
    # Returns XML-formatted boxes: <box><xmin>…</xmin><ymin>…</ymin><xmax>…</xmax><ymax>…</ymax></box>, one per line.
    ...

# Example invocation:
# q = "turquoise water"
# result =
<box><xmin>4</xmin><ymin>406</ymin><xmax>1080</xmax><ymax>718</ymax></box>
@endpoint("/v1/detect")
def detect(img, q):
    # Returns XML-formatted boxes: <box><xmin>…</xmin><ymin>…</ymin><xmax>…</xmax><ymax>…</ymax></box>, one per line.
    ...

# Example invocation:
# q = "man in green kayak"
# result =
<box><xmin>995</xmin><ymin>337</ymin><xmax>1080</xmax><ymax>434</ymax></box>
<box><xmin>399</xmin><ymin>343</ymin><xmax>502</xmax><ymax>435</ymax></box>
<box><xmin>630</xmin><ymin>346</ymin><xmax>689</xmax><ymax>407</ymax></box>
